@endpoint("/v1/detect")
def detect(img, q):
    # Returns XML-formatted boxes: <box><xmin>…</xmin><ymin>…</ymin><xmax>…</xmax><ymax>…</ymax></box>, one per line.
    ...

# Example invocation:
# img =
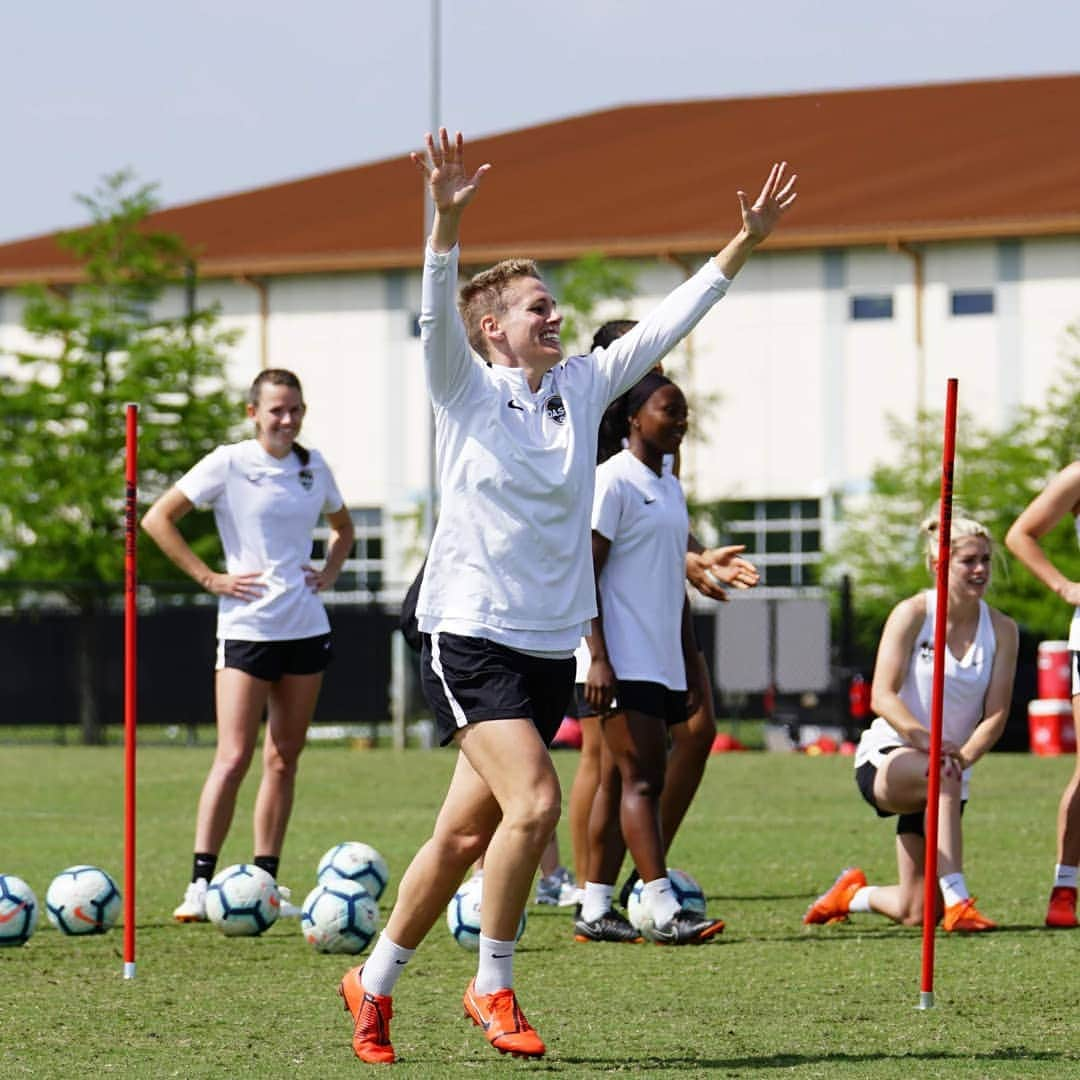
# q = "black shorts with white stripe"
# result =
<box><xmin>421</xmin><ymin>632</ymin><xmax>575</xmax><ymax>748</ymax></box>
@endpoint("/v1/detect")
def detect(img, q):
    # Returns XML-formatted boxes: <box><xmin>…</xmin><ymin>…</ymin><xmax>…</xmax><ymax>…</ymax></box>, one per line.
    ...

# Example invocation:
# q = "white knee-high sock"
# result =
<box><xmin>475</xmin><ymin>935</ymin><xmax>515</xmax><ymax>995</ymax></box>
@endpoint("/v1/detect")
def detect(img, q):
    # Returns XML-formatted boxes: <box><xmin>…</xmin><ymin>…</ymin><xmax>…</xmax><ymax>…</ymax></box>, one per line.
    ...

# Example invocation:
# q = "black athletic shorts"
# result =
<box><xmin>615</xmin><ymin>680</ymin><xmax>689</xmax><ymax>727</ymax></box>
<box><xmin>421</xmin><ymin>632</ymin><xmax>575</xmax><ymax>748</ymax></box>
<box><xmin>565</xmin><ymin>684</ymin><xmax>598</xmax><ymax>720</ymax></box>
<box><xmin>216</xmin><ymin>633</ymin><xmax>333</xmax><ymax>681</ymax></box>
<box><xmin>855</xmin><ymin>747</ymin><xmax>965</xmax><ymax>838</ymax></box>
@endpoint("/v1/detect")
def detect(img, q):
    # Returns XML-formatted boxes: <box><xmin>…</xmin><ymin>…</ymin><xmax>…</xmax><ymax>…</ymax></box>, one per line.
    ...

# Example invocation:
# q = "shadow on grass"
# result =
<box><xmin>558</xmin><ymin>1047</ymin><xmax>1069</xmax><ymax>1071</ymax></box>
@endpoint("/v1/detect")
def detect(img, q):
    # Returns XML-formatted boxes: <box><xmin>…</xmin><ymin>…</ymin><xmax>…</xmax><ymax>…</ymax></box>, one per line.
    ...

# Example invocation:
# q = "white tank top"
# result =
<box><xmin>855</xmin><ymin>590</ymin><xmax>997</xmax><ymax>798</ymax></box>
<box><xmin>1069</xmin><ymin>515</ymin><xmax>1080</xmax><ymax>648</ymax></box>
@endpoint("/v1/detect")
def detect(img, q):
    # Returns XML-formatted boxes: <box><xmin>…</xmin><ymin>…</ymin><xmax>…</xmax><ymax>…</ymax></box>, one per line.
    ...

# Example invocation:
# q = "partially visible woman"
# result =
<box><xmin>1006</xmin><ymin>463</ymin><xmax>1080</xmax><ymax>927</ymax></box>
<box><xmin>804</xmin><ymin>511</ymin><xmax>1017</xmax><ymax>932</ymax></box>
<box><xmin>142</xmin><ymin>368</ymin><xmax>354</xmax><ymax>921</ymax></box>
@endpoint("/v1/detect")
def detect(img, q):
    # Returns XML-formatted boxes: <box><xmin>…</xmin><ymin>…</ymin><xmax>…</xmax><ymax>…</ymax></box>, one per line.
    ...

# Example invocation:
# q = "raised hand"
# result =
<box><xmin>410</xmin><ymin>128</ymin><xmax>491</xmax><ymax>216</ymax></box>
<box><xmin>737</xmin><ymin>162</ymin><xmax>798</xmax><ymax>243</ymax></box>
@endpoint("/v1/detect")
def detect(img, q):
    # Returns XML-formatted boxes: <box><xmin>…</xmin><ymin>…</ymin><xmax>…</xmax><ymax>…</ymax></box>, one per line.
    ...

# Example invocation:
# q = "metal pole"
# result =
<box><xmin>423</xmin><ymin>0</ymin><xmax>441</xmax><ymax>545</ymax></box>
<box><xmin>918</xmin><ymin>377</ymin><xmax>958</xmax><ymax>1011</ymax></box>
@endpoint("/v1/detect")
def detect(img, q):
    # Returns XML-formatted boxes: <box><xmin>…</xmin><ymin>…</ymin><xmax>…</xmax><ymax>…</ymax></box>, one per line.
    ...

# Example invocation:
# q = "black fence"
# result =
<box><xmin>0</xmin><ymin>602</ymin><xmax>397</xmax><ymax>735</ymax></box>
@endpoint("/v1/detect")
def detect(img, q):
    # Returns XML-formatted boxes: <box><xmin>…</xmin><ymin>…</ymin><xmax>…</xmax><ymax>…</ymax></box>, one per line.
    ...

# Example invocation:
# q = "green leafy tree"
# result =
<box><xmin>828</xmin><ymin>334</ymin><xmax>1080</xmax><ymax>658</ymax></box>
<box><xmin>548</xmin><ymin>251</ymin><xmax>637</xmax><ymax>353</ymax></box>
<box><xmin>0</xmin><ymin>171</ymin><xmax>242</xmax><ymax>742</ymax></box>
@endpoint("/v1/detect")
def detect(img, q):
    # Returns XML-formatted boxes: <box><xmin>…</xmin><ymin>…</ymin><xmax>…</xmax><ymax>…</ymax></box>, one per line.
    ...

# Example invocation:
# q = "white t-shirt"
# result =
<box><xmin>1069</xmin><ymin>515</ymin><xmax>1080</xmax><ymax>648</ymax></box>
<box><xmin>855</xmin><ymin>590</ymin><xmax>996</xmax><ymax>799</ymax></box>
<box><xmin>176</xmin><ymin>440</ymin><xmax>345</xmax><ymax>642</ymax></box>
<box><xmin>416</xmin><ymin>244</ymin><xmax>729</xmax><ymax>654</ymax></box>
<box><xmin>593</xmin><ymin>449</ymin><xmax>689</xmax><ymax>690</ymax></box>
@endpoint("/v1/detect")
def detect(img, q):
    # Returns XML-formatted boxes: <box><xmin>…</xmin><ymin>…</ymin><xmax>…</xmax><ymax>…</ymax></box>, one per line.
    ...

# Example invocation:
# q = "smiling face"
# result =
<box><xmin>631</xmin><ymin>383</ymin><xmax>689</xmax><ymax>457</ymax></box>
<box><xmin>946</xmin><ymin>536</ymin><xmax>992</xmax><ymax>600</ymax></box>
<box><xmin>482</xmin><ymin>275</ymin><xmax>562</xmax><ymax>370</ymax></box>
<box><xmin>248</xmin><ymin>381</ymin><xmax>305</xmax><ymax>459</ymax></box>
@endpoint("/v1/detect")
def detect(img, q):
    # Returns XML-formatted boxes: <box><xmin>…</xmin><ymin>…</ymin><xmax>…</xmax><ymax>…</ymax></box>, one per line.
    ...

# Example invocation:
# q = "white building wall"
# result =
<box><xmin>3</xmin><ymin>236</ymin><xmax>1079</xmax><ymax>583</ymax></box>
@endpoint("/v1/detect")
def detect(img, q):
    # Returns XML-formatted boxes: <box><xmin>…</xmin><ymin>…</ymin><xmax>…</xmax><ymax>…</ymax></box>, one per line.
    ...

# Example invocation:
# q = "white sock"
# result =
<box><xmin>939</xmin><ymin>872</ymin><xmax>970</xmax><ymax>907</ymax></box>
<box><xmin>848</xmin><ymin>886</ymin><xmax>879</xmax><ymax>913</ymax></box>
<box><xmin>581</xmin><ymin>882</ymin><xmax>614</xmax><ymax>923</ymax></box>
<box><xmin>1054</xmin><ymin>864</ymin><xmax>1078</xmax><ymax>889</ymax></box>
<box><xmin>641</xmin><ymin>876</ymin><xmax>680</xmax><ymax>927</ymax></box>
<box><xmin>475</xmin><ymin>935</ymin><xmax>515</xmax><ymax>995</ymax></box>
<box><xmin>361</xmin><ymin>933</ymin><xmax>416</xmax><ymax>997</ymax></box>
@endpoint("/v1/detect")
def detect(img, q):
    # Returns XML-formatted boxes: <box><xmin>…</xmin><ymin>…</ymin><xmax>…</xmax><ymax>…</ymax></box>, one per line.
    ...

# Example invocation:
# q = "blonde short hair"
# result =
<box><xmin>458</xmin><ymin>258</ymin><xmax>542</xmax><ymax>359</ymax></box>
<box><xmin>920</xmin><ymin>506</ymin><xmax>992</xmax><ymax>570</ymax></box>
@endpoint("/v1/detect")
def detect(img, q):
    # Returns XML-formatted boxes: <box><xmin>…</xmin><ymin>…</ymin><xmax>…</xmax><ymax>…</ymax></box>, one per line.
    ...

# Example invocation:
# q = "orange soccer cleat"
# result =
<box><xmin>1045</xmin><ymin>885</ymin><xmax>1078</xmax><ymax>928</ymax></box>
<box><xmin>338</xmin><ymin>966</ymin><xmax>395</xmax><ymax>1065</ymax></box>
<box><xmin>942</xmin><ymin>897</ymin><xmax>996</xmax><ymax>933</ymax></box>
<box><xmin>463</xmin><ymin>978</ymin><xmax>546</xmax><ymax>1059</ymax></box>
<box><xmin>803</xmin><ymin>867</ymin><xmax>866</xmax><ymax>925</ymax></box>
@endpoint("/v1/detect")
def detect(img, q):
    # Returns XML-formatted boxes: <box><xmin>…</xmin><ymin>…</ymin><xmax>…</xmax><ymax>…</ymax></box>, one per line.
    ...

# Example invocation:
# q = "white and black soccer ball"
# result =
<box><xmin>445</xmin><ymin>873</ymin><xmax>526</xmax><ymax>952</ymax></box>
<box><xmin>205</xmin><ymin>864</ymin><xmax>280</xmax><ymax>937</ymax></box>
<box><xmin>0</xmin><ymin>873</ymin><xmax>39</xmax><ymax>946</ymax></box>
<box><xmin>45</xmin><ymin>865</ymin><xmax>121</xmax><ymax>936</ymax></box>
<box><xmin>301</xmin><ymin>879</ymin><xmax>380</xmax><ymax>954</ymax></box>
<box><xmin>316</xmin><ymin>842</ymin><xmax>389</xmax><ymax>901</ymax></box>
<box><xmin>627</xmin><ymin>867</ymin><xmax>707</xmax><ymax>932</ymax></box>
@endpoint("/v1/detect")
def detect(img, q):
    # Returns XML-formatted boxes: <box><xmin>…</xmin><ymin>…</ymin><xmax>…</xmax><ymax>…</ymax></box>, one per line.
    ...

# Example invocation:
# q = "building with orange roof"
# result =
<box><xmin>2</xmin><ymin>73</ymin><xmax>1079</xmax><ymax>597</ymax></box>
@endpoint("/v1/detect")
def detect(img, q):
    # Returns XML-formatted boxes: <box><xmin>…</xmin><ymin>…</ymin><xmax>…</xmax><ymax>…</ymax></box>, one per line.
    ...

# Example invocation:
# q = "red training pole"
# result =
<box><xmin>123</xmin><ymin>403</ymin><xmax>139</xmax><ymax>980</ymax></box>
<box><xmin>919</xmin><ymin>378</ymin><xmax>958</xmax><ymax>1010</ymax></box>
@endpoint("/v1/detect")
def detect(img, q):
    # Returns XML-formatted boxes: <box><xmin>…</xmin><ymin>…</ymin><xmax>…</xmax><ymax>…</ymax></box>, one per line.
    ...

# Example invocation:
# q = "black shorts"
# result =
<box><xmin>216</xmin><ymin>634</ymin><xmax>333</xmax><ymax>682</ymax></box>
<box><xmin>615</xmin><ymin>680</ymin><xmax>688</xmax><ymax>727</ymax></box>
<box><xmin>566</xmin><ymin>684</ymin><xmax>598</xmax><ymax>720</ymax></box>
<box><xmin>855</xmin><ymin>748</ymin><xmax>965</xmax><ymax>837</ymax></box>
<box><xmin>421</xmin><ymin>632</ymin><xmax>575</xmax><ymax>748</ymax></box>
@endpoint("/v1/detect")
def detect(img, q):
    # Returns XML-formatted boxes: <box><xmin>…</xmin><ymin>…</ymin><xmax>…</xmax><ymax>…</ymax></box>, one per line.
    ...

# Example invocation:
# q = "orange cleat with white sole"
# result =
<box><xmin>803</xmin><ymin>867</ymin><xmax>866</xmax><ymax>925</ymax></box>
<box><xmin>338</xmin><ymin>966</ymin><xmax>395</xmax><ymax>1065</ymax></box>
<box><xmin>463</xmin><ymin>978</ymin><xmax>545</xmax><ymax>1059</ymax></box>
<box><xmin>1045</xmin><ymin>886</ymin><xmax>1078</xmax><ymax>928</ymax></box>
<box><xmin>942</xmin><ymin>897</ymin><xmax>996</xmax><ymax>933</ymax></box>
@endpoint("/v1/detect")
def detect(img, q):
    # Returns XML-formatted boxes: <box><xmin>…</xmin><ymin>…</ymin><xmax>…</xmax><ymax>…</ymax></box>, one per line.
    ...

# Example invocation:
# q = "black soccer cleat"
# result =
<box><xmin>647</xmin><ymin>908</ymin><xmax>725</xmax><ymax>945</ymax></box>
<box><xmin>574</xmin><ymin>908</ymin><xmax>643</xmax><ymax>943</ymax></box>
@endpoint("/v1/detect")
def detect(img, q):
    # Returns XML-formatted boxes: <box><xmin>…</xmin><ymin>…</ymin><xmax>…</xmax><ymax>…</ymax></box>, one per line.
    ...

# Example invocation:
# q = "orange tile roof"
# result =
<box><xmin>2</xmin><ymin>73</ymin><xmax>1079</xmax><ymax>285</ymax></box>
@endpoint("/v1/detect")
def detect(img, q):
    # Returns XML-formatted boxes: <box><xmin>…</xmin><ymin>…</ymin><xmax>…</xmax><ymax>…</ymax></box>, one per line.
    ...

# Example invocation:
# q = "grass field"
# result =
<box><xmin>1</xmin><ymin>743</ymin><xmax>1078</xmax><ymax>1078</ymax></box>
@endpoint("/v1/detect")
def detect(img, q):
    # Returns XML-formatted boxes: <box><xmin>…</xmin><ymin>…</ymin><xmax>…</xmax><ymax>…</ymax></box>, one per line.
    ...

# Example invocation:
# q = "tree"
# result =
<box><xmin>828</xmin><ymin>331</ymin><xmax>1080</xmax><ymax>658</ymax></box>
<box><xmin>547</xmin><ymin>251</ymin><xmax>637</xmax><ymax>353</ymax></box>
<box><xmin>0</xmin><ymin>171</ymin><xmax>241</xmax><ymax>743</ymax></box>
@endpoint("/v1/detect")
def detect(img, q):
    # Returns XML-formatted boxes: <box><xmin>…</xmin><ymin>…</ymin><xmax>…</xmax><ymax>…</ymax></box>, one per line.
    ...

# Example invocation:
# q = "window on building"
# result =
<box><xmin>709</xmin><ymin>498</ymin><xmax>823</xmax><ymax>587</ymax></box>
<box><xmin>312</xmin><ymin>507</ymin><xmax>384</xmax><ymax>597</ymax></box>
<box><xmin>849</xmin><ymin>294</ymin><xmax>893</xmax><ymax>320</ymax></box>
<box><xmin>951</xmin><ymin>289</ymin><xmax>994</xmax><ymax>316</ymax></box>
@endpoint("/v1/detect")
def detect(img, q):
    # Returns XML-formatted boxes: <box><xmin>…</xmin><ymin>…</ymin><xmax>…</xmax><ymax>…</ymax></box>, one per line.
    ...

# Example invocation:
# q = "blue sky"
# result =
<box><xmin>2</xmin><ymin>0</ymin><xmax>1076</xmax><ymax>242</ymax></box>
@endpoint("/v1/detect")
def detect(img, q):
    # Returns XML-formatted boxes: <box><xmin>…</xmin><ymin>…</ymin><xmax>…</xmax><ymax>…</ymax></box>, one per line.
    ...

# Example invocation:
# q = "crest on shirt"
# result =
<box><xmin>298</xmin><ymin>468</ymin><xmax>314</xmax><ymax>492</ymax></box>
<box><xmin>545</xmin><ymin>395</ymin><xmax>566</xmax><ymax>425</ymax></box>
<box><xmin>918</xmin><ymin>639</ymin><xmax>934</xmax><ymax>662</ymax></box>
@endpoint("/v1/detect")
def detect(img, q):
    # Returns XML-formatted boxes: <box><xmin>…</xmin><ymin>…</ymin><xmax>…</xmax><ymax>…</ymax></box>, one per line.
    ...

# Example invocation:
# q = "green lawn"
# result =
<box><xmin>0</xmin><ymin>744</ymin><xmax>1076</xmax><ymax>1078</ymax></box>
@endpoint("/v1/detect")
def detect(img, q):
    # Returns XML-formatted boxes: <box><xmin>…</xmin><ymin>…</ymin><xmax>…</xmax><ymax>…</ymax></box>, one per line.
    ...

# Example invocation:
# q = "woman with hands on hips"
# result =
<box><xmin>142</xmin><ymin>368</ymin><xmax>354</xmax><ymax>922</ymax></box>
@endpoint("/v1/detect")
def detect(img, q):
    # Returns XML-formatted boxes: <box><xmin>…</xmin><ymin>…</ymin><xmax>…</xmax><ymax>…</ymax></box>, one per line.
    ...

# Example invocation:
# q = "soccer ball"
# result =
<box><xmin>627</xmin><ymin>867</ymin><xmax>707</xmax><ymax>932</ymax></box>
<box><xmin>301</xmin><ymin>879</ymin><xmax>379</xmax><ymax>954</ymax></box>
<box><xmin>205</xmin><ymin>864</ymin><xmax>280</xmax><ymax>937</ymax></box>
<box><xmin>45</xmin><ymin>865</ymin><xmax>121</xmax><ymax>936</ymax></box>
<box><xmin>446</xmin><ymin>873</ymin><xmax>526</xmax><ymax>952</ymax></box>
<box><xmin>316</xmin><ymin>842</ymin><xmax>389</xmax><ymax>901</ymax></box>
<box><xmin>0</xmin><ymin>874</ymin><xmax>39</xmax><ymax>946</ymax></box>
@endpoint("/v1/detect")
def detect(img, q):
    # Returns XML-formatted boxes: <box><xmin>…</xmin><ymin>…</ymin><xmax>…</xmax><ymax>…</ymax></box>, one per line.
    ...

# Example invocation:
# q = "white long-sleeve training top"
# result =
<box><xmin>415</xmin><ymin>243</ymin><xmax>729</xmax><ymax>654</ymax></box>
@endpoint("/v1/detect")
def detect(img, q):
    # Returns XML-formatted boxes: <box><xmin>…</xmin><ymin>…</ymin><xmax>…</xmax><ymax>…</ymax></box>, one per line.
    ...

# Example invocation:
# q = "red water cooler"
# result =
<box><xmin>1029</xmin><ymin>641</ymin><xmax>1077</xmax><ymax>756</ymax></box>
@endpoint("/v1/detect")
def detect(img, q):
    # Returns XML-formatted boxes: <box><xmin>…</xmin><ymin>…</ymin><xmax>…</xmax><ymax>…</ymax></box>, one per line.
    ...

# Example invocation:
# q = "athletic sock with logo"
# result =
<box><xmin>1054</xmin><ymin>864</ymin><xmax>1078</xmax><ymax>889</ymax></box>
<box><xmin>641</xmin><ymin>877</ymin><xmax>680</xmax><ymax>927</ymax></box>
<box><xmin>581</xmin><ymin>882</ymin><xmax>615</xmax><ymax>923</ymax></box>
<box><xmin>192</xmin><ymin>853</ymin><xmax>217</xmax><ymax>884</ymax></box>
<box><xmin>475</xmin><ymin>935</ymin><xmax>516</xmax><ymax>995</ymax></box>
<box><xmin>361</xmin><ymin>933</ymin><xmax>416</xmax><ymax>997</ymax></box>
<box><xmin>939</xmin><ymin>872</ymin><xmax>970</xmax><ymax>907</ymax></box>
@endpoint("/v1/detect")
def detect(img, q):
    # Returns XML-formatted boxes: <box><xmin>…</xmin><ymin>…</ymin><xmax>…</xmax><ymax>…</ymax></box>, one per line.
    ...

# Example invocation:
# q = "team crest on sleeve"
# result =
<box><xmin>545</xmin><ymin>395</ymin><xmax>567</xmax><ymax>425</ymax></box>
<box><xmin>298</xmin><ymin>468</ymin><xmax>314</xmax><ymax>492</ymax></box>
